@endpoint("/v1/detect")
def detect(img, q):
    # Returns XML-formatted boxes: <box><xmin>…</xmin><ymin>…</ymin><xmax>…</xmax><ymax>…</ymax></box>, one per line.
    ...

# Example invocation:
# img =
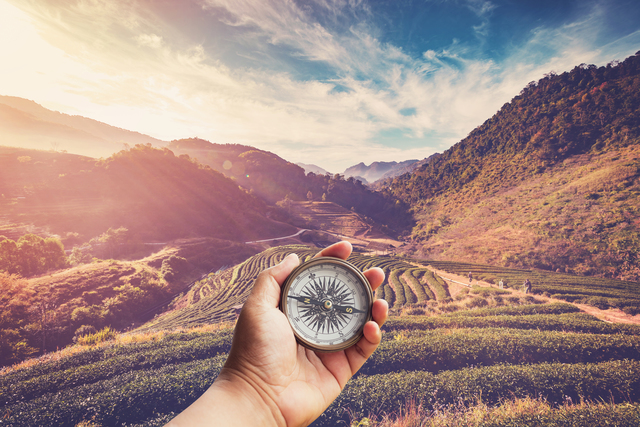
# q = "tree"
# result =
<box><xmin>0</xmin><ymin>273</ymin><xmax>37</xmax><ymax>366</ymax></box>
<box><xmin>0</xmin><ymin>237</ymin><xmax>19</xmax><ymax>274</ymax></box>
<box><xmin>90</xmin><ymin>227</ymin><xmax>129</xmax><ymax>259</ymax></box>
<box><xmin>0</xmin><ymin>234</ymin><xmax>67</xmax><ymax>277</ymax></box>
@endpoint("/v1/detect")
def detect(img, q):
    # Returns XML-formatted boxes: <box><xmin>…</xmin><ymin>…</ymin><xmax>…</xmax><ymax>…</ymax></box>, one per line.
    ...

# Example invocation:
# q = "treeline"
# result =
<box><xmin>0</xmin><ymin>234</ymin><xmax>67</xmax><ymax>277</ymax></box>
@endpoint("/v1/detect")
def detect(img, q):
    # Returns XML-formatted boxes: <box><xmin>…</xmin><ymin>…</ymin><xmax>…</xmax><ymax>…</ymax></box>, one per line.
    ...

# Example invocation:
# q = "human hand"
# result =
<box><xmin>168</xmin><ymin>241</ymin><xmax>388</xmax><ymax>427</ymax></box>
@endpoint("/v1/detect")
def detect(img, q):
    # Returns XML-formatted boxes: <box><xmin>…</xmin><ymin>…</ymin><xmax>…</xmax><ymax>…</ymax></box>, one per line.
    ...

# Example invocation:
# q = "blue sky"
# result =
<box><xmin>0</xmin><ymin>0</ymin><xmax>639</xmax><ymax>171</ymax></box>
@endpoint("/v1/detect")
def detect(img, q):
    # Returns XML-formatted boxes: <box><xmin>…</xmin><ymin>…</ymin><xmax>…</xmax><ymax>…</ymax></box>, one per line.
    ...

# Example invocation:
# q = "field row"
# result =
<box><xmin>5</xmin><ymin>308</ymin><xmax>640</xmax><ymax>422</ymax></box>
<box><xmin>321</xmin><ymin>359</ymin><xmax>640</xmax><ymax>426</ymax></box>
<box><xmin>384</xmin><ymin>312</ymin><xmax>640</xmax><ymax>335</ymax></box>
<box><xmin>6</xmin><ymin>354</ymin><xmax>640</xmax><ymax>426</ymax></box>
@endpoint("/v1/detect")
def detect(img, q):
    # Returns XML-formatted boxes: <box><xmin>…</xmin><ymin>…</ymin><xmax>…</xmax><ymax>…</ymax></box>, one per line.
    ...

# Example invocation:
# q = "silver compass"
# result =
<box><xmin>280</xmin><ymin>257</ymin><xmax>373</xmax><ymax>352</ymax></box>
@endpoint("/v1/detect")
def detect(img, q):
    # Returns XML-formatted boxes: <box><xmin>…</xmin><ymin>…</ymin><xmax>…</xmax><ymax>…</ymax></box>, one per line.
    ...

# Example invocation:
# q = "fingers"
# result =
<box><xmin>314</xmin><ymin>240</ymin><xmax>352</xmax><ymax>260</ymax></box>
<box><xmin>363</xmin><ymin>267</ymin><xmax>384</xmax><ymax>291</ymax></box>
<box><xmin>342</xmin><ymin>298</ymin><xmax>388</xmax><ymax>377</ymax></box>
<box><xmin>270</xmin><ymin>253</ymin><xmax>300</xmax><ymax>286</ymax></box>
<box><xmin>371</xmin><ymin>299</ymin><xmax>388</xmax><ymax>328</ymax></box>
<box><xmin>248</xmin><ymin>253</ymin><xmax>299</xmax><ymax>308</ymax></box>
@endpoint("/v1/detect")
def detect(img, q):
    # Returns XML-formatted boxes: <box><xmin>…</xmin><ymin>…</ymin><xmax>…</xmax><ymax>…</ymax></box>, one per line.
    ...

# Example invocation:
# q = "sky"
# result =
<box><xmin>1</xmin><ymin>0</ymin><xmax>639</xmax><ymax>172</ymax></box>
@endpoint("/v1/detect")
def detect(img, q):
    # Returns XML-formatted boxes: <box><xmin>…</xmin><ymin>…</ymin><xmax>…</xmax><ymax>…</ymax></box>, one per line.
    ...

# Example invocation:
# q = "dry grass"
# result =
<box><xmin>0</xmin><ymin>322</ymin><xmax>235</xmax><ymax>376</ymax></box>
<box><xmin>352</xmin><ymin>396</ymin><xmax>637</xmax><ymax>427</ymax></box>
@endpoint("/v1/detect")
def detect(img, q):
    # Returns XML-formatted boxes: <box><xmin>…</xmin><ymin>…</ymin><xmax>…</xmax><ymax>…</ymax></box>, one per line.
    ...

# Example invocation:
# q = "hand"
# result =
<box><xmin>168</xmin><ymin>241</ymin><xmax>388</xmax><ymax>427</ymax></box>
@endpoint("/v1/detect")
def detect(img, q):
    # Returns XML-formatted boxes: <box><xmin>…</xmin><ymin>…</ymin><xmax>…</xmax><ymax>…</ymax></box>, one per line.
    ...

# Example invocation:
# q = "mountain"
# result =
<box><xmin>167</xmin><ymin>138</ymin><xmax>309</xmax><ymax>204</ymax></box>
<box><xmin>0</xmin><ymin>145</ymin><xmax>295</xmax><ymax>243</ymax></box>
<box><xmin>386</xmin><ymin>52</ymin><xmax>640</xmax><ymax>281</ymax></box>
<box><xmin>297</xmin><ymin>162</ymin><xmax>331</xmax><ymax>175</ymax></box>
<box><xmin>0</xmin><ymin>96</ymin><xmax>166</xmax><ymax>158</ymax></box>
<box><xmin>379</xmin><ymin>154</ymin><xmax>440</xmax><ymax>180</ymax></box>
<box><xmin>344</xmin><ymin>159</ymin><xmax>420</xmax><ymax>183</ymax></box>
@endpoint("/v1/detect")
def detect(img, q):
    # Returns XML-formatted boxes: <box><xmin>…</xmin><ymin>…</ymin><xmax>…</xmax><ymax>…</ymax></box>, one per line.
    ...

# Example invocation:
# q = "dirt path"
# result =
<box><xmin>423</xmin><ymin>265</ymin><xmax>640</xmax><ymax>326</ymax></box>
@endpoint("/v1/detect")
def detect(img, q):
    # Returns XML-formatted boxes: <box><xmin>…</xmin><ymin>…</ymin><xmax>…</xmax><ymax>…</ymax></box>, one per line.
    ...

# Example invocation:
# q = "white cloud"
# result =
<box><xmin>136</xmin><ymin>33</ymin><xmax>163</xmax><ymax>49</ymax></box>
<box><xmin>1</xmin><ymin>0</ymin><xmax>639</xmax><ymax>171</ymax></box>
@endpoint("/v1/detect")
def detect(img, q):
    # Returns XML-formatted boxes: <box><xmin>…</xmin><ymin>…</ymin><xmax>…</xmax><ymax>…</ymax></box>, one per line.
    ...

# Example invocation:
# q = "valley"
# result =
<box><xmin>1</xmin><ymin>53</ymin><xmax>640</xmax><ymax>426</ymax></box>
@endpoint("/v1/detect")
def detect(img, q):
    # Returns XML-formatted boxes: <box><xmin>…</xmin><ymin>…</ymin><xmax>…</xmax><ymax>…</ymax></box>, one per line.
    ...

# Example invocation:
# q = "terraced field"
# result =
<box><xmin>290</xmin><ymin>201</ymin><xmax>377</xmax><ymax>239</ymax></box>
<box><xmin>4</xmin><ymin>245</ymin><xmax>640</xmax><ymax>426</ymax></box>
<box><xmin>142</xmin><ymin>246</ymin><xmax>454</xmax><ymax>331</ymax></box>
<box><xmin>426</xmin><ymin>260</ymin><xmax>640</xmax><ymax>315</ymax></box>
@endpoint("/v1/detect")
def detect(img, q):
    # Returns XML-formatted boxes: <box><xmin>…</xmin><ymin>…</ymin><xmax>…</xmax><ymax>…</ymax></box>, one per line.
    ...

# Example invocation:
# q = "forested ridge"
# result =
<box><xmin>384</xmin><ymin>52</ymin><xmax>640</xmax><ymax>280</ymax></box>
<box><xmin>385</xmin><ymin>52</ymin><xmax>640</xmax><ymax>205</ymax></box>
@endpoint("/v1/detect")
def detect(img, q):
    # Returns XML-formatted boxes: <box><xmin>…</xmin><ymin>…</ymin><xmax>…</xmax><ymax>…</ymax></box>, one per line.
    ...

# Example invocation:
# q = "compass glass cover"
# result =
<box><xmin>281</xmin><ymin>258</ymin><xmax>372</xmax><ymax>351</ymax></box>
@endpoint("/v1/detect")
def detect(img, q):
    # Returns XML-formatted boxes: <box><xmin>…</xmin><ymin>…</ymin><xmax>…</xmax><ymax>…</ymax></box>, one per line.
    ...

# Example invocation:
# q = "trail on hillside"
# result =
<box><xmin>424</xmin><ymin>265</ymin><xmax>640</xmax><ymax>326</ymax></box>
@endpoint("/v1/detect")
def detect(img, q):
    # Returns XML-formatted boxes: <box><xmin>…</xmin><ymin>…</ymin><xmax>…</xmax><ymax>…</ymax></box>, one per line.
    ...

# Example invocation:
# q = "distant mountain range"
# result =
<box><xmin>0</xmin><ymin>95</ymin><xmax>166</xmax><ymax>158</ymax></box>
<box><xmin>297</xmin><ymin>162</ymin><xmax>331</xmax><ymax>176</ymax></box>
<box><xmin>344</xmin><ymin>160</ymin><xmax>419</xmax><ymax>183</ymax></box>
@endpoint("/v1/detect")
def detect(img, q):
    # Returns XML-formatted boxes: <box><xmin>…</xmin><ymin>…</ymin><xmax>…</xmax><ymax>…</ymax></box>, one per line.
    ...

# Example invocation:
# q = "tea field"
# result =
<box><xmin>2</xmin><ymin>245</ymin><xmax>640</xmax><ymax>426</ymax></box>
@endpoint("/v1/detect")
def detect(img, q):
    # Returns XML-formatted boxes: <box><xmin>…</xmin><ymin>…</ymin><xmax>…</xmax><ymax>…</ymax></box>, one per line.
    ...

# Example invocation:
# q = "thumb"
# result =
<box><xmin>246</xmin><ymin>253</ymin><xmax>299</xmax><ymax>309</ymax></box>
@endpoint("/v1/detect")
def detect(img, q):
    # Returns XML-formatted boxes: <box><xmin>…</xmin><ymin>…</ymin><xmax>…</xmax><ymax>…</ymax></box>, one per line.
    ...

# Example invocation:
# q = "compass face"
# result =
<box><xmin>280</xmin><ymin>257</ymin><xmax>373</xmax><ymax>352</ymax></box>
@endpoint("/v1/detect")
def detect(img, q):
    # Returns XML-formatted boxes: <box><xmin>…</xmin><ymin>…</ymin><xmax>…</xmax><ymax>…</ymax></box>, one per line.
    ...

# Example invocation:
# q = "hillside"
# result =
<box><xmin>0</xmin><ymin>96</ymin><xmax>166</xmax><ymax>158</ymax></box>
<box><xmin>139</xmin><ymin>244</ymin><xmax>640</xmax><ymax>330</ymax></box>
<box><xmin>385</xmin><ymin>52</ymin><xmax>640</xmax><ymax>281</ymax></box>
<box><xmin>0</xmin><ymin>238</ymin><xmax>258</xmax><ymax>365</ymax></box>
<box><xmin>0</xmin><ymin>145</ymin><xmax>296</xmax><ymax>243</ymax></box>
<box><xmin>167</xmin><ymin>138</ymin><xmax>309</xmax><ymax>204</ymax></box>
<box><xmin>3</xmin><ymin>244</ymin><xmax>640</xmax><ymax>426</ymax></box>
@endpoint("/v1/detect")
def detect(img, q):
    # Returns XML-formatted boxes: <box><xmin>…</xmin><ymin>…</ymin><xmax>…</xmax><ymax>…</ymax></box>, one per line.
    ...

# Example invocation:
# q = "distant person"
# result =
<box><xmin>167</xmin><ymin>241</ymin><xmax>388</xmax><ymax>427</ymax></box>
<box><xmin>468</xmin><ymin>272</ymin><xmax>473</xmax><ymax>284</ymax></box>
<box><xmin>499</xmin><ymin>279</ymin><xmax>504</xmax><ymax>289</ymax></box>
<box><xmin>523</xmin><ymin>278</ymin><xmax>531</xmax><ymax>294</ymax></box>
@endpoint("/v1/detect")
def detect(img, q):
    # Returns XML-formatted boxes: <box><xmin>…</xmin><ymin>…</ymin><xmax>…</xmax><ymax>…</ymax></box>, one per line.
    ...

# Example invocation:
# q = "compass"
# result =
<box><xmin>280</xmin><ymin>257</ymin><xmax>373</xmax><ymax>352</ymax></box>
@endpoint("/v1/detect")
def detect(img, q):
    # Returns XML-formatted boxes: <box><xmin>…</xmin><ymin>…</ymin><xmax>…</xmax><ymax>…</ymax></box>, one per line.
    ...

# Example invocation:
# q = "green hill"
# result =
<box><xmin>384</xmin><ymin>52</ymin><xmax>640</xmax><ymax>281</ymax></box>
<box><xmin>3</xmin><ymin>243</ymin><xmax>640</xmax><ymax>426</ymax></box>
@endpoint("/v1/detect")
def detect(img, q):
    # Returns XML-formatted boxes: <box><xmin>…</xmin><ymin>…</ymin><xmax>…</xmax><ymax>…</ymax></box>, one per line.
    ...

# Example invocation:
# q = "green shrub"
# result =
<box><xmin>588</xmin><ymin>296</ymin><xmax>611</xmax><ymax>310</ymax></box>
<box><xmin>76</xmin><ymin>327</ymin><xmax>117</xmax><ymax>346</ymax></box>
<box><xmin>623</xmin><ymin>306</ymin><xmax>640</xmax><ymax>316</ymax></box>
<box><xmin>466</xmin><ymin>297</ymin><xmax>489</xmax><ymax>308</ymax></box>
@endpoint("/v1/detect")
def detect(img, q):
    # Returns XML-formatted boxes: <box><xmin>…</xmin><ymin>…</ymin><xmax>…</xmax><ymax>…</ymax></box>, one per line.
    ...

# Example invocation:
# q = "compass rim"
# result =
<box><xmin>280</xmin><ymin>256</ymin><xmax>374</xmax><ymax>353</ymax></box>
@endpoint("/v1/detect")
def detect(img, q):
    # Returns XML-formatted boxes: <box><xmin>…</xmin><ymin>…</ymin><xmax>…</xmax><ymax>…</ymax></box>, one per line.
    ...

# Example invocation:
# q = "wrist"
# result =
<box><xmin>167</xmin><ymin>367</ymin><xmax>284</xmax><ymax>427</ymax></box>
<box><xmin>211</xmin><ymin>367</ymin><xmax>285</xmax><ymax>427</ymax></box>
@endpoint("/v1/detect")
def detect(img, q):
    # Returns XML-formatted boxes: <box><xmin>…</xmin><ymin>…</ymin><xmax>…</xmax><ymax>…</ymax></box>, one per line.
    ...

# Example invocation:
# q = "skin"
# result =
<box><xmin>167</xmin><ymin>241</ymin><xmax>388</xmax><ymax>427</ymax></box>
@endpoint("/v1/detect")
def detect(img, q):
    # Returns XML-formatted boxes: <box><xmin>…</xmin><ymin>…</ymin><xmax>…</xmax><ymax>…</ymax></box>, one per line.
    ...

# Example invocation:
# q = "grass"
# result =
<box><xmin>352</xmin><ymin>397</ymin><xmax>640</xmax><ymax>427</ymax></box>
